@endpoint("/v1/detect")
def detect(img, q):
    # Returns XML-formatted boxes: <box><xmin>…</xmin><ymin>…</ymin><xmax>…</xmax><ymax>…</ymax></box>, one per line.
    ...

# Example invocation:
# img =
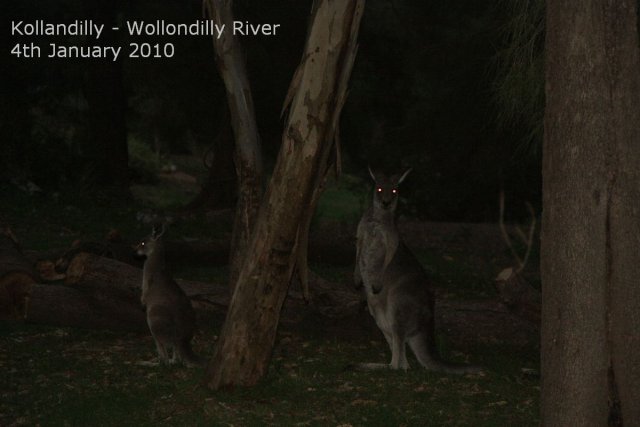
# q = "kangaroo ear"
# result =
<box><xmin>398</xmin><ymin>168</ymin><xmax>412</xmax><ymax>184</ymax></box>
<box><xmin>151</xmin><ymin>224</ymin><xmax>165</xmax><ymax>239</ymax></box>
<box><xmin>368</xmin><ymin>166</ymin><xmax>377</xmax><ymax>182</ymax></box>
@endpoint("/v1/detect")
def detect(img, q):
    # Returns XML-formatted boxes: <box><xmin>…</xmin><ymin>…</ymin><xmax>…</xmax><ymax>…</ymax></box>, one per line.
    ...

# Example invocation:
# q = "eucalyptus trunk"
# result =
<box><xmin>204</xmin><ymin>0</ymin><xmax>365</xmax><ymax>389</ymax></box>
<box><xmin>204</xmin><ymin>0</ymin><xmax>263</xmax><ymax>291</ymax></box>
<box><xmin>541</xmin><ymin>0</ymin><xmax>640</xmax><ymax>425</ymax></box>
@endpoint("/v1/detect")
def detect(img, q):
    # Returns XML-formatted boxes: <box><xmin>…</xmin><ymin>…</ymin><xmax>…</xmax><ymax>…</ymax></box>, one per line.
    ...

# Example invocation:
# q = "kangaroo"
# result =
<box><xmin>135</xmin><ymin>225</ymin><xmax>203</xmax><ymax>367</ymax></box>
<box><xmin>354</xmin><ymin>168</ymin><xmax>480</xmax><ymax>373</ymax></box>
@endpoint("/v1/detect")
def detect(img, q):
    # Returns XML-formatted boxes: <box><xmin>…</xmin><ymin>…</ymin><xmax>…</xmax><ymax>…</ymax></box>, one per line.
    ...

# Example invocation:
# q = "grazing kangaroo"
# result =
<box><xmin>354</xmin><ymin>168</ymin><xmax>480</xmax><ymax>373</ymax></box>
<box><xmin>136</xmin><ymin>225</ymin><xmax>202</xmax><ymax>367</ymax></box>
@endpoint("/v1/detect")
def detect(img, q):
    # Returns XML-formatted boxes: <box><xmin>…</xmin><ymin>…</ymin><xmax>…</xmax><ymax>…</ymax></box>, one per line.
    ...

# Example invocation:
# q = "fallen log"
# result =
<box><xmin>22</xmin><ymin>252</ymin><xmax>351</xmax><ymax>331</ymax></box>
<box><xmin>26</xmin><ymin>282</ymin><xmax>148</xmax><ymax>331</ymax></box>
<box><xmin>64</xmin><ymin>252</ymin><xmax>228</xmax><ymax>303</ymax></box>
<box><xmin>19</xmin><ymin>252</ymin><xmax>538</xmax><ymax>348</ymax></box>
<box><xmin>54</xmin><ymin>240</ymin><xmax>141</xmax><ymax>274</ymax></box>
<box><xmin>0</xmin><ymin>226</ymin><xmax>38</xmax><ymax>320</ymax></box>
<box><xmin>25</xmin><ymin>252</ymin><xmax>229</xmax><ymax>331</ymax></box>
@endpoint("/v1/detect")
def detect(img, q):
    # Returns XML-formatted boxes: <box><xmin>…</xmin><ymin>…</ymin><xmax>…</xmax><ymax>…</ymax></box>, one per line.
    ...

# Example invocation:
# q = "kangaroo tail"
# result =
<box><xmin>408</xmin><ymin>334</ymin><xmax>483</xmax><ymax>375</ymax></box>
<box><xmin>346</xmin><ymin>362</ymin><xmax>392</xmax><ymax>371</ymax></box>
<box><xmin>347</xmin><ymin>360</ymin><xmax>481</xmax><ymax>374</ymax></box>
<box><xmin>424</xmin><ymin>359</ymin><xmax>483</xmax><ymax>375</ymax></box>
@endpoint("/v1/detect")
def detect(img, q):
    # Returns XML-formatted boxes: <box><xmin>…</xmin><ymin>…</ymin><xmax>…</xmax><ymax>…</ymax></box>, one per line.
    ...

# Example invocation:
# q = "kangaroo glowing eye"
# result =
<box><xmin>141</xmin><ymin>242</ymin><xmax>145</xmax><ymax>246</ymax></box>
<box><xmin>377</xmin><ymin>187</ymin><xmax>382</xmax><ymax>192</ymax></box>
<box><xmin>392</xmin><ymin>189</ymin><xmax>397</xmax><ymax>194</ymax></box>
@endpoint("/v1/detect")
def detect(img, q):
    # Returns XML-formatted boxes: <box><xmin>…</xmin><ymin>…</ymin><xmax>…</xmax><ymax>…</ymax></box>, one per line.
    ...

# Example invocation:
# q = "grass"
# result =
<box><xmin>1</xmin><ymin>321</ymin><xmax>539</xmax><ymax>426</ymax></box>
<box><xmin>0</xmin><ymin>171</ymin><xmax>539</xmax><ymax>426</ymax></box>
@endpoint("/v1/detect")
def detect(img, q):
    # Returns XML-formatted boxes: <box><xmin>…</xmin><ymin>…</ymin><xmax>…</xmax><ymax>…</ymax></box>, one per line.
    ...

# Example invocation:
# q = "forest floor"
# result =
<box><xmin>0</xmin><ymin>162</ymin><xmax>540</xmax><ymax>426</ymax></box>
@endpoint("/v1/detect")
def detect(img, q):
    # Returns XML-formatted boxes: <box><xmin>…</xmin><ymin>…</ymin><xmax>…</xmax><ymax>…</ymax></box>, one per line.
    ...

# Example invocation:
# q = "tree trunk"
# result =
<box><xmin>204</xmin><ymin>0</ymin><xmax>365</xmax><ymax>390</ymax></box>
<box><xmin>541</xmin><ymin>1</ymin><xmax>640</xmax><ymax>425</ymax></box>
<box><xmin>204</xmin><ymin>0</ymin><xmax>264</xmax><ymax>291</ymax></box>
<box><xmin>293</xmin><ymin>145</ymin><xmax>341</xmax><ymax>300</ymax></box>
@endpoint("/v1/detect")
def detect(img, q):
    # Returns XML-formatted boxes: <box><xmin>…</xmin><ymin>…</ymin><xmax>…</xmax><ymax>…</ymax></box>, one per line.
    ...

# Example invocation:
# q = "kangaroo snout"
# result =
<box><xmin>382</xmin><ymin>200</ymin><xmax>393</xmax><ymax>209</ymax></box>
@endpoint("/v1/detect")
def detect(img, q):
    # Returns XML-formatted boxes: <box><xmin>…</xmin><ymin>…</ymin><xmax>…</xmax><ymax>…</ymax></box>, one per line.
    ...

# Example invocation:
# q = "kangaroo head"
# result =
<box><xmin>135</xmin><ymin>224</ymin><xmax>165</xmax><ymax>257</ymax></box>
<box><xmin>368</xmin><ymin>167</ymin><xmax>412</xmax><ymax>212</ymax></box>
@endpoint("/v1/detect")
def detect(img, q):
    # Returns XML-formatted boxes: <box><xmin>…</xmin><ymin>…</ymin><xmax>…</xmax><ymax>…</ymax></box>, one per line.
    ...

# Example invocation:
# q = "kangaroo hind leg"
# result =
<box><xmin>147</xmin><ymin>307</ymin><xmax>174</xmax><ymax>363</ymax></box>
<box><xmin>407</xmin><ymin>332</ymin><xmax>442</xmax><ymax>371</ymax></box>
<box><xmin>153</xmin><ymin>337</ymin><xmax>170</xmax><ymax>363</ymax></box>
<box><xmin>389</xmin><ymin>329</ymin><xmax>409</xmax><ymax>370</ymax></box>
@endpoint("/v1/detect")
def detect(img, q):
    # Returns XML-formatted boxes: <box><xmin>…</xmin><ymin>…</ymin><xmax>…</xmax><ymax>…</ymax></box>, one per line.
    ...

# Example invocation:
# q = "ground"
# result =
<box><xmin>0</xmin><ymin>161</ymin><xmax>539</xmax><ymax>426</ymax></box>
<box><xmin>1</xmin><ymin>321</ymin><xmax>538</xmax><ymax>426</ymax></box>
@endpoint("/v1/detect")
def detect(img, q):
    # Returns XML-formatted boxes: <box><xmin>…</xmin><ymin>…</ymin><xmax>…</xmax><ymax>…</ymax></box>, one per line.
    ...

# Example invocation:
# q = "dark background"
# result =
<box><xmin>1</xmin><ymin>0</ymin><xmax>543</xmax><ymax>222</ymax></box>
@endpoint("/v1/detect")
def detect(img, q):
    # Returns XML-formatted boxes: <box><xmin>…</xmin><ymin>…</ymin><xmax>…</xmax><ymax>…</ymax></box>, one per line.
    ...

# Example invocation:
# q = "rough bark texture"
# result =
<box><xmin>204</xmin><ymin>0</ymin><xmax>264</xmax><ymax>291</ymax></box>
<box><xmin>204</xmin><ymin>0</ymin><xmax>365</xmax><ymax>389</ymax></box>
<box><xmin>542</xmin><ymin>1</ymin><xmax>640</xmax><ymax>425</ymax></box>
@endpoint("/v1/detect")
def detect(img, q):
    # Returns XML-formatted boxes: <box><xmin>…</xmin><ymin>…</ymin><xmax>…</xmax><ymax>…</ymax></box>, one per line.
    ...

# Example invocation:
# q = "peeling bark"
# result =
<box><xmin>204</xmin><ymin>0</ymin><xmax>365</xmax><ymax>389</ymax></box>
<box><xmin>204</xmin><ymin>0</ymin><xmax>264</xmax><ymax>292</ymax></box>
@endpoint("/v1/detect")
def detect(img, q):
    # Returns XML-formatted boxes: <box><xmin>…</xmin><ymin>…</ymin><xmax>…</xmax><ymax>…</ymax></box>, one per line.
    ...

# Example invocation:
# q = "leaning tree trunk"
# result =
<box><xmin>541</xmin><ymin>1</ymin><xmax>640</xmax><ymax>425</ymax></box>
<box><xmin>204</xmin><ymin>0</ymin><xmax>264</xmax><ymax>292</ymax></box>
<box><xmin>204</xmin><ymin>0</ymin><xmax>365</xmax><ymax>389</ymax></box>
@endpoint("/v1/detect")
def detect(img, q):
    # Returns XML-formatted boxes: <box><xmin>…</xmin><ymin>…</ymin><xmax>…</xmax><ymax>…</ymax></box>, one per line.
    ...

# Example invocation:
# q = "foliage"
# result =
<box><xmin>342</xmin><ymin>0</ymin><xmax>543</xmax><ymax>221</ymax></box>
<box><xmin>127</xmin><ymin>136</ymin><xmax>164</xmax><ymax>184</ymax></box>
<box><xmin>0</xmin><ymin>178</ymin><xmax>227</xmax><ymax>251</ymax></box>
<box><xmin>491</xmin><ymin>0</ymin><xmax>545</xmax><ymax>157</ymax></box>
<box><xmin>314</xmin><ymin>174</ymin><xmax>368</xmax><ymax>224</ymax></box>
<box><xmin>3</xmin><ymin>0</ymin><xmax>546</xmax><ymax>220</ymax></box>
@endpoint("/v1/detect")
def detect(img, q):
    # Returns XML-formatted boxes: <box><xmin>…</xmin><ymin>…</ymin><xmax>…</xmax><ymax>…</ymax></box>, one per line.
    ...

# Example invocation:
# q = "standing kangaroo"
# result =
<box><xmin>355</xmin><ymin>168</ymin><xmax>480</xmax><ymax>373</ymax></box>
<box><xmin>136</xmin><ymin>225</ymin><xmax>202</xmax><ymax>367</ymax></box>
